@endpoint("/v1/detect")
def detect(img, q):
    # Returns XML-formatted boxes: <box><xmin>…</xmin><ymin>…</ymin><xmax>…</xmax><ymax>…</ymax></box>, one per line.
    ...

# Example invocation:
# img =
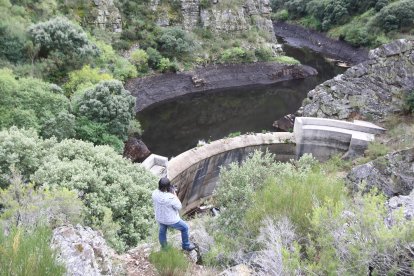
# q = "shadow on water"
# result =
<box><xmin>137</xmin><ymin>43</ymin><xmax>346</xmax><ymax>158</ymax></box>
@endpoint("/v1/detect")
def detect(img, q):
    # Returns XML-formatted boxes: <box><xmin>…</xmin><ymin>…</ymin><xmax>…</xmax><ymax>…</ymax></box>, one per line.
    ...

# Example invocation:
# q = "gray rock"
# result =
<box><xmin>388</xmin><ymin>190</ymin><xmax>414</xmax><ymax>221</ymax></box>
<box><xmin>346</xmin><ymin>148</ymin><xmax>414</xmax><ymax>197</ymax></box>
<box><xmin>302</xmin><ymin>39</ymin><xmax>414</xmax><ymax>121</ymax></box>
<box><xmin>51</xmin><ymin>225</ymin><xmax>116</xmax><ymax>276</ymax></box>
<box><xmin>88</xmin><ymin>0</ymin><xmax>122</xmax><ymax>33</ymax></box>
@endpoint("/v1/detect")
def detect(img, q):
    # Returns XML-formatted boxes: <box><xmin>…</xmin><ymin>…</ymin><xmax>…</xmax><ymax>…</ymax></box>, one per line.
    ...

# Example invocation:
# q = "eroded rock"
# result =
<box><xmin>302</xmin><ymin>39</ymin><xmax>414</xmax><ymax>121</ymax></box>
<box><xmin>51</xmin><ymin>225</ymin><xmax>116</xmax><ymax>276</ymax></box>
<box><xmin>346</xmin><ymin>148</ymin><xmax>414</xmax><ymax>197</ymax></box>
<box><xmin>87</xmin><ymin>0</ymin><xmax>122</xmax><ymax>33</ymax></box>
<box><xmin>273</xmin><ymin>114</ymin><xmax>295</xmax><ymax>132</ymax></box>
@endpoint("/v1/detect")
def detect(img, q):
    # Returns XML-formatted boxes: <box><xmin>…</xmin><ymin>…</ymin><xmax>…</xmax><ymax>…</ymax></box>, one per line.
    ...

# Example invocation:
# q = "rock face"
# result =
<box><xmin>302</xmin><ymin>39</ymin><xmax>414</xmax><ymax>121</ymax></box>
<box><xmin>346</xmin><ymin>148</ymin><xmax>414</xmax><ymax>197</ymax></box>
<box><xmin>123</xmin><ymin>137</ymin><xmax>151</xmax><ymax>163</ymax></box>
<box><xmin>151</xmin><ymin>0</ymin><xmax>281</xmax><ymax>54</ymax></box>
<box><xmin>388</xmin><ymin>190</ymin><xmax>414</xmax><ymax>221</ymax></box>
<box><xmin>51</xmin><ymin>225</ymin><xmax>116</xmax><ymax>276</ymax></box>
<box><xmin>127</xmin><ymin>62</ymin><xmax>317</xmax><ymax>112</ymax></box>
<box><xmin>87</xmin><ymin>0</ymin><xmax>122</xmax><ymax>33</ymax></box>
<box><xmin>273</xmin><ymin>114</ymin><xmax>295</xmax><ymax>132</ymax></box>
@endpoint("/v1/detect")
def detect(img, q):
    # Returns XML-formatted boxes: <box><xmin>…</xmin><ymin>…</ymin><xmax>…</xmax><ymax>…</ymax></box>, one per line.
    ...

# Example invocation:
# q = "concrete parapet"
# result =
<box><xmin>167</xmin><ymin>132</ymin><xmax>295</xmax><ymax>214</ymax></box>
<box><xmin>142</xmin><ymin>154</ymin><xmax>168</xmax><ymax>178</ymax></box>
<box><xmin>294</xmin><ymin>117</ymin><xmax>386</xmax><ymax>161</ymax></box>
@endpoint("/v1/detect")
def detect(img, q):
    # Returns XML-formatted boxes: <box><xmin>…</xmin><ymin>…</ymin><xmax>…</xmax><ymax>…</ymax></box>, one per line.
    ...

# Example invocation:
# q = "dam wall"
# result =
<box><xmin>167</xmin><ymin>132</ymin><xmax>295</xmax><ymax>213</ymax></box>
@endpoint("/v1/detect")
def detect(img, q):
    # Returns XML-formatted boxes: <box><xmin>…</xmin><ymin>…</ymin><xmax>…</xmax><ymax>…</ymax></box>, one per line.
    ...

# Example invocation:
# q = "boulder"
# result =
<box><xmin>123</xmin><ymin>137</ymin><xmax>151</xmax><ymax>163</ymax></box>
<box><xmin>51</xmin><ymin>225</ymin><xmax>116</xmax><ymax>276</ymax></box>
<box><xmin>388</xmin><ymin>190</ymin><xmax>414</xmax><ymax>221</ymax></box>
<box><xmin>273</xmin><ymin>114</ymin><xmax>295</xmax><ymax>132</ymax></box>
<box><xmin>346</xmin><ymin>148</ymin><xmax>414</xmax><ymax>197</ymax></box>
<box><xmin>302</xmin><ymin>39</ymin><xmax>414</xmax><ymax>122</ymax></box>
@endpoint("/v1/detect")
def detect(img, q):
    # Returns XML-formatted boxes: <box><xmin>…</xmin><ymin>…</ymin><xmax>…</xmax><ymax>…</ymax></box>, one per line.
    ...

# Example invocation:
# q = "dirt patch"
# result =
<box><xmin>273</xmin><ymin>21</ymin><xmax>369</xmax><ymax>65</ymax></box>
<box><xmin>126</xmin><ymin>62</ymin><xmax>317</xmax><ymax>112</ymax></box>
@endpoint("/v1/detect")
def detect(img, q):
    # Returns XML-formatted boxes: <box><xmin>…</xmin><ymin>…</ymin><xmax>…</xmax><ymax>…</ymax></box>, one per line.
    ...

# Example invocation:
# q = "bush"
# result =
<box><xmin>156</xmin><ymin>27</ymin><xmax>195</xmax><ymax>58</ymax></box>
<box><xmin>405</xmin><ymin>90</ymin><xmax>414</xmax><ymax>113</ymax></box>
<box><xmin>64</xmin><ymin>65</ymin><xmax>113</xmax><ymax>96</ymax></box>
<box><xmin>158</xmin><ymin>57</ymin><xmax>178</xmax><ymax>73</ymax></box>
<box><xmin>0</xmin><ymin>168</ymin><xmax>83</xmax><ymax>230</ymax></box>
<box><xmin>246</xmin><ymin>164</ymin><xmax>346</xmax><ymax>236</ymax></box>
<box><xmin>220</xmin><ymin>47</ymin><xmax>253</xmax><ymax>63</ymax></box>
<box><xmin>28</xmin><ymin>16</ymin><xmax>97</xmax><ymax>59</ymax></box>
<box><xmin>255</xmin><ymin>47</ymin><xmax>274</xmax><ymax>61</ymax></box>
<box><xmin>130</xmin><ymin>49</ymin><xmax>149</xmax><ymax>74</ymax></box>
<box><xmin>0</xmin><ymin>128</ymin><xmax>157</xmax><ymax>251</ymax></box>
<box><xmin>273</xmin><ymin>9</ymin><xmax>289</xmax><ymax>21</ymax></box>
<box><xmin>273</xmin><ymin>55</ymin><xmax>300</xmax><ymax>64</ymax></box>
<box><xmin>149</xmin><ymin>246</ymin><xmax>190</xmax><ymax>276</ymax></box>
<box><xmin>146</xmin><ymin>47</ymin><xmax>163</xmax><ymax>69</ymax></box>
<box><xmin>306</xmin><ymin>190</ymin><xmax>414</xmax><ymax>275</ymax></box>
<box><xmin>0</xmin><ymin>226</ymin><xmax>66</xmax><ymax>276</ymax></box>
<box><xmin>0</xmin><ymin>69</ymin><xmax>71</xmax><ymax>135</ymax></box>
<box><xmin>73</xmin><ymin>80</ymin><xmax>136</xmax><ymax>140</ymax></box>
<box><xmin>374</xmin><ymin>0</ymin><xmax>414</xmax><ymax>31</ymax></box>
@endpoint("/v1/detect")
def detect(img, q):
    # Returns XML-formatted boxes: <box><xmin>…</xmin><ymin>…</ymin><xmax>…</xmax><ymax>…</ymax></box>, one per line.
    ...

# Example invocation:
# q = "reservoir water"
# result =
<box><xmin>137</xmin><ymin>42</ymin><xmax>346</xmax><ymax>158</ymax></box>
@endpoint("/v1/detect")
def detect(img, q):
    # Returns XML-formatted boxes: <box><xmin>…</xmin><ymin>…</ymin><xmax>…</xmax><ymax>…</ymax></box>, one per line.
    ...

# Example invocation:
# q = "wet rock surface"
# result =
<box><xmin>301</xmin><ymin>39</ymin><xmax>414</xmax><ymax>121</ymax></box>
<box><xmin>126</xmin><ymin>62</ymin><xmax>317</xmax><ymax>112</ymax></box>
<box><xmin>346</xmin><ymin>148</ymin><xmax>414</xmax><ymax>197</ymax></box>
<box><xmin>273</xmin><ymin>21</ymin><xmax>368</xmax><ymax>65</ymax></box>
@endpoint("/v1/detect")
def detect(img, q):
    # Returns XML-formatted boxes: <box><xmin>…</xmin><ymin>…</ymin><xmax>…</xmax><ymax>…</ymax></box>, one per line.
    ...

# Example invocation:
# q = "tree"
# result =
<box><xmin>0</xmin><ymin>69</ymin><xmax>71</xmax><ymax>136</ymax></box>
<box><xmin>73</xmin><ymin>80</ymin><xmax>136</xmax><ymax>140</ymax></box>
<box><xmin>64</xmin><ymin>65</ymin><xmax>113</xmax><ymax>96</ymax></box>
<box><xmin>156</xmin><ymin>27</ymin><xmax>194</xmax><ymax>58</ymax></box>
<box><xmin>28</xmin><ymin>16</ymin><xmax>98</xmax><ymax>59</ymax></box>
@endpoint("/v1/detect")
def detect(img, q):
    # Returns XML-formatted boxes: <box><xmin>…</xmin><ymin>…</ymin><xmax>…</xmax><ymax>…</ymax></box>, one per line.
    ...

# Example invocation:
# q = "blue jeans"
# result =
<box><xmin>159</xmin><ymin>219</ymin><xmax>191</xmax><ymax>249</ymax></box>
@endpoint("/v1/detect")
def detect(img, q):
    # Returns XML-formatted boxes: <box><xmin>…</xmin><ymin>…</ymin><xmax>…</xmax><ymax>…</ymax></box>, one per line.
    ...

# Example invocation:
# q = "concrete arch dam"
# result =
<box><xmin>157</xmin><ymin>118</ymin><xmax>385</xmax><ymax>214</ymax></box>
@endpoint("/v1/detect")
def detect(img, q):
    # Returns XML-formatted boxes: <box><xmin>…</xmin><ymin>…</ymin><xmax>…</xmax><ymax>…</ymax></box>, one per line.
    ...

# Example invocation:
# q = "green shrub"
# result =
<box><xmin>405</xmin><ymin>90</ymin><xmax>414</xmax><ymax>113</ymax></box>
<box><xmin>146</xmin><ymin>47</ymin><xmax>163</xmax><ymax>69</ymax></box>
<box><xmin>273</xmin><ymin>55</ymin><xmax>300</xmax><ymax>65</ymax></box>
<box><xmin>306</xmin><ymin>190</ymin><xmax>414</xmax><ymax>275</ymax></box>
<box><xmin>156</xmin><ymin>27</ymin><xmax>195</xmax><ymax>59</ymax></box>
<box><xmin>374</xmin><ymin>0</ymin><xmax>414</xmax><ymax>31</ymax></box>
<box><xmin>0</xmin><ymin>168</ymin><xmax>83</xmax><ymax>230</ymax></box>
<box><xmin>246</xmin><ymin>166</ymin><xmax>346</xmax><ymax>236</ymax></box>
<box><xmin>364</xmin><ymin>141</ymin><xmax>390</xmax><ymax>160</ymax></box>
<box><xmin>255</xmin><ymin>47</ymin><xmax>274</xmax><ymax>61</ymax></box>
<box><xmin>273</xmin><ymin>9</ymin><xmax>289</xmax><ymax>21</ymax></box>
<box><xmin>0</xmin><ymin>127</ymin><xmax>157</xmax><ymax>251</ymax></box>
<box><xmin>149</xmin><ymin>246</ymin><xmax>190</xmax><ymax>276</ymax></box>
<box><xmin>220</xmin><ymin>47</ymin><xmax>254</xmax><ymax>63</ymax></box>
<box><xmin>0</xmin><ymin>226</ymin><xmax>66</xmax><ymax>276</ymax></box>
<box><xmin>73</xmin><ymin>80</ymin><xmax>136</xmax><ymax>140</ymax></box>
<box><xmin>64</xmin><ymin>65</ymin><xmax>113</xmax><ymax>96</ymax></box>
<box><xmin>158</xmin><ymin>57</ymin><xmax>178</xmax><ymax>73</ymax></box>
<box><xmin>0</xmin><ymin>69</ymin><xmax>71</xmax><ymax>136</ymax></box>
<box><xmin>130</xmin><ymin>49</ymin><xmax>149</xmax><ymax>74</ymax></box>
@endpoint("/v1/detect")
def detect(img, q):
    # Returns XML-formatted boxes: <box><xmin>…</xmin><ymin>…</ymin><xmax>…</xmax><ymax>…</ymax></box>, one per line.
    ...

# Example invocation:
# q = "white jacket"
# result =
<box><xmin>152</xmin><ymin>189</ymin><xmax>182</xmax><ymax>225</ymax></box>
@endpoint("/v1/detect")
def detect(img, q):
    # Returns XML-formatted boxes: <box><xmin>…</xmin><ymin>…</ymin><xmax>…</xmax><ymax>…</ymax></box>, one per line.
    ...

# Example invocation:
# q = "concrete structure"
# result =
<box><xmin>167</xmin><ymin>132</ymin><xmax>296</xmax><ymax>214</ymax></box>
<box><xmin>142</xmin><ymin>154</ymin><xmax>169</xmax><ymax>178</ymax></box>
<box><xmin>294</xmin><ymin>117</ymin><xmax>386</xmax><ymax>161</ymax></box>
<box><xmin>143</xmin><ymin>117</ymin><xmax>385</xmax><ymax>213</ymax></box>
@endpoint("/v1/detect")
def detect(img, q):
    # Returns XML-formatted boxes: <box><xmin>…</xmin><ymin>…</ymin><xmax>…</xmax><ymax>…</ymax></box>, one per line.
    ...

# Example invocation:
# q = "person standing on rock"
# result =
<box><xmin>152</xmin><ymin>177</ymin><xmax>196</xmax><ymax>251</ymax></box>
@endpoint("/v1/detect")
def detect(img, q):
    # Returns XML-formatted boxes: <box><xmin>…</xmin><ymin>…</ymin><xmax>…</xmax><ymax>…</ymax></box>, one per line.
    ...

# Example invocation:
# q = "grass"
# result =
<box><xmin>149</xmin><ymin>245</ymin><xmax>189</xmax><ymax>276</ymax></box>
<box><xmin>246</xmin><ymin>167</ymin><xmax>346</xmax><ymax>236</ymax></box>
<box><xmin>272</xmin><ymin>55</ymin><xmax>300</xmax><ymax>65</ymax></box>
<box><xmin>0</xmin><ymin>226</ymin><xmax>65</xmax><ymax>276</ymax></box>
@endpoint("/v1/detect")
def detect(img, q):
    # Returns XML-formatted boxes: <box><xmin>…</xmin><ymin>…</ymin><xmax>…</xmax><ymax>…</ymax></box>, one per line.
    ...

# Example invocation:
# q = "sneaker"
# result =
<box><xmin>182</xmin><ymin>243</ymin><xmax>196</xmax><ymax>251</ymax></box>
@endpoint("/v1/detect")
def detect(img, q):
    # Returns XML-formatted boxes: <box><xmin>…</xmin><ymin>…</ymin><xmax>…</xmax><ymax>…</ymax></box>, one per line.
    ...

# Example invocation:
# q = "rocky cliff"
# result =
<box><xmin>301</xmin><ymin>39</ymin><xmax>414</xmax><ymax>121</ymax></box>
<box><xmin>150</xmin><ymin>0</ymin><xmax>281</xmax><ymax>54</ymax></box>
<box><xmin>87</xmin><ymin>0</ymin><xmax>122</xmax><ymax>33</ymax></box>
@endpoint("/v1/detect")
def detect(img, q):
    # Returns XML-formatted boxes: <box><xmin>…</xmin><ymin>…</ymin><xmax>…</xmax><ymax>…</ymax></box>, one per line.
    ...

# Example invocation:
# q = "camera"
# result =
<box><xmin>169</xmin><ymin>184</ymin><xmax>178</xmax><ymax>193</ymax></box>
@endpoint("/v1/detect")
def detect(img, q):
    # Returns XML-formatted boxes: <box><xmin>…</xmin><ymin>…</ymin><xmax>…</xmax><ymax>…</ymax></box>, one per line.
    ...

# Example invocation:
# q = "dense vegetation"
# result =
<box><xmin>204</xmin><ymin>151</ymin><xmax>414</xmax><ymax>274</ymax></box>
<box><xmin>271</xmin><ymin>0</ymin><xmax>414</xmax><ymax>47</ymax></box>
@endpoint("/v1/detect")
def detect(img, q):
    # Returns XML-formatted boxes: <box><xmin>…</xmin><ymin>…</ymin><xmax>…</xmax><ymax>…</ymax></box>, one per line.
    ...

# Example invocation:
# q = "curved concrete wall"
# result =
<box><xmin>167</xmin><ymin>132</ymin><xmax>295</xmax><ymax>213</ymax></box>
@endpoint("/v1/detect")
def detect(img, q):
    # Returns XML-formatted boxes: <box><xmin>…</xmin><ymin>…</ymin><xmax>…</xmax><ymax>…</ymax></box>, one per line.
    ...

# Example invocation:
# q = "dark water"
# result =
<box><xmin>137</xmin><ymin>43</ymin><xmax>346</xmax><ymax>158</ymax></box>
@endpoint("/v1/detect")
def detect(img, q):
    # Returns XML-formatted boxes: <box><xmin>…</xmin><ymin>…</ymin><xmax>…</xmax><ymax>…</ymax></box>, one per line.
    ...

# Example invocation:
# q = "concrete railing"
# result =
<box><xmin>167</xmin><ymin>132</ymin><xmax>296</xmax><ymax>214</ymax></box>
<box><xmin>294</xmin><ymin>117</ymin><xmax>386</xmax><ymax>161</ymax></box>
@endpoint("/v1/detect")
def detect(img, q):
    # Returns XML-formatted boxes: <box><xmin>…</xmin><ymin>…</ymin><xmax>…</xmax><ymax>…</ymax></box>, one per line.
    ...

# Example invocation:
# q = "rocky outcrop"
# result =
<box><xmin>51</xmin><ymin>225</ymin><xmax>117</xmax><ymax>276</ymax></box>
<box><xmin>346</xmin><ymin>148</ymin><xmax>414</xmax><ymax>197</ymax></box>
<box><xmin>302</xmin><ymin>39</ymin><xmax>414</xmax><ymax>121</ymax></box>
<box><xmin>123</xmin><ymin>137</ymin><xmax>151</xmax><ymax>163</ymax></box>
<box><xmin>127</xmin><ymin>62</ymin><xmax>317</xmax><ymax>111</ymax></box>
<box><xmin>151</xmin><ymin>0</ymin><xmax>281</xmax><ymax>54</ymax></box>
<box><xmin>87</xmin><ymin>0</ymin><xmax>122</xmax><ymax>33</ymax></box>
<box><xmin>388</xmin><ymin>190</ymin><xmax>414</xmax><ymax>221</ymax></box>
<box><xmin>273</xmin><ymin>114</ymin><xmax>295</xmax><ymax>132</ymax></box>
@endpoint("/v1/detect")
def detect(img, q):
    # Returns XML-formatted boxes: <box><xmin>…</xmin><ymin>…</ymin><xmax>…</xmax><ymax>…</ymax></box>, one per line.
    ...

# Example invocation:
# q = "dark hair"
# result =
<box><xmin>158</xmin><ymin>177</ymin><xmax>171</xmax><ymax>192</ymax></box>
